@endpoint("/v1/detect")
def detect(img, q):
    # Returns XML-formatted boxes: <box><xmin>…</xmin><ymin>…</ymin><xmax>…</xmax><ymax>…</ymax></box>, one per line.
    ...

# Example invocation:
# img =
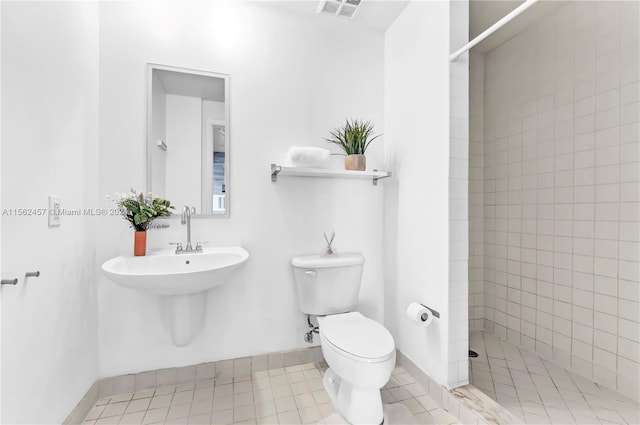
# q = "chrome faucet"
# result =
<box><xmin>171</xmin><ymin>206</ymin><xmax>204</xmax><ymax>254</ymax></box>
<box><xmin>181</xmin><ymin>206</ymin><xmax>193</xmax><ymax>251</ymax></box>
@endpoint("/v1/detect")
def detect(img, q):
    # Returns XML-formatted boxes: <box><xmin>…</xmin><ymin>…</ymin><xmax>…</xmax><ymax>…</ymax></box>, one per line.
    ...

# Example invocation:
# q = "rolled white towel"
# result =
<box><xmin>286</xmin><ymin>146</ymin><xmax>331</xmax><ymax>169</ymax></box>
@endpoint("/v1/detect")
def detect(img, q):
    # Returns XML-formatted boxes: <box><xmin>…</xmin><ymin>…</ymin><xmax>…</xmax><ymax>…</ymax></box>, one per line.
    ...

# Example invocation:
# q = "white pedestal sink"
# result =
<box><xmin>102</xmin><ymin>246</ymin><xmax>249</xmax><ymax>346</ymax></box>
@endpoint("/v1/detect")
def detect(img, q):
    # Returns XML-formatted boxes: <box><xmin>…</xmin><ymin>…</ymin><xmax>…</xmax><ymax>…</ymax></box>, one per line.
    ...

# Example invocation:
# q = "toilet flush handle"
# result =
<box><xmin>304</xmin><ymin>270</ymin><xmax>317</xmax><ymax>277</ymax></box>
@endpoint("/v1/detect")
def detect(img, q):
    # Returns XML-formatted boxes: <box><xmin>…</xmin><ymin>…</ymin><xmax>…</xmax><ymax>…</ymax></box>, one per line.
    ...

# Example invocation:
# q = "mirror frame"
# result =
<box><xmin>146</xmin><ymin>63</ymin><xmax>231</xmax><ymax>218</ymax></box>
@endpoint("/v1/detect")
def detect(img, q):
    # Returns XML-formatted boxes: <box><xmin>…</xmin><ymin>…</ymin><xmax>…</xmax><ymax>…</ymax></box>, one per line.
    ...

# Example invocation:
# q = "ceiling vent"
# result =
<box><xmin>317</xmin><ymin>0</ymin><xmax>361</xmax><ymax>19</ymax></box>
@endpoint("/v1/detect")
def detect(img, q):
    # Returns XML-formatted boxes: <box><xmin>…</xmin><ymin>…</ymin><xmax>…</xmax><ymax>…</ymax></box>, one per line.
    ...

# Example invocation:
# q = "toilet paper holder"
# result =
<box><xmin>420</xmin><ymin>304</ymin><xmax>440</xmax><ymax>319</ymax></box>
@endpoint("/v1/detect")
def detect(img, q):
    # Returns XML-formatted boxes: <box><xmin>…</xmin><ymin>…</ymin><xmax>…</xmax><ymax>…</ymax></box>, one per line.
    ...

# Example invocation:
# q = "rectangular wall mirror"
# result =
<box><xmin>147</xmin><ymin>64</ymin><xmax>230</xmax><ymax>217</ymax></box>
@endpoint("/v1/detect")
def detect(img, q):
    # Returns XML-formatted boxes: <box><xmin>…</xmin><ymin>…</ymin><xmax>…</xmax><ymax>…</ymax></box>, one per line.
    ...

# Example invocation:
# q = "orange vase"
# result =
<box><xmin>134</xmin><ymin>231</ymin><xmax>147</xmax><ymax>256</ymax></box>
<box><xmin>345</xmin><ymin>154</ymin><xmax>366</xmax><ymax>171</ymax></box>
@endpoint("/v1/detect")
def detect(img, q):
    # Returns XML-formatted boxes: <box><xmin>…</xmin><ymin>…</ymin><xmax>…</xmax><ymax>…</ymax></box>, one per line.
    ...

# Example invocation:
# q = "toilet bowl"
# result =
<box><xmin>292</xmin><ymin>253</ymin><xmax>396</xmax><ymax>424</ymax></box>
<box><xmin>318</xmin><ymin>312</ymin><xmax>395</xmax><ymax>425</ymax></box>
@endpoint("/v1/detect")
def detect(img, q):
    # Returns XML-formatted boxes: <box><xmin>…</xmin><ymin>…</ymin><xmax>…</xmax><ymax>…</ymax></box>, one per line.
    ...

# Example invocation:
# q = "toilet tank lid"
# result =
<box><xmin>291</xmin><ymin>253</ymin><xmax>364</xmax><ymax>268</ymax></box>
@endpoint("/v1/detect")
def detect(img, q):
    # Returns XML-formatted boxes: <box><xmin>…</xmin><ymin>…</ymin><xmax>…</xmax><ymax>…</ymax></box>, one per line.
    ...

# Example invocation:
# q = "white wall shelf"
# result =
<box><xmin>270</xmin><ymin>164</ymin><xmax>392</xmax><ymax>186</ymax></box>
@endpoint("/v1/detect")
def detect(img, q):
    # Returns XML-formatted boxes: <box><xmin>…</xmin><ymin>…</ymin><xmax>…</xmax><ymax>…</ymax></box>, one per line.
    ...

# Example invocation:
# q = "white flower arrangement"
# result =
<box><xmin>108</xmin><ymin>189</ymin><xmax>174</xmax><ymax>231</ymax></box>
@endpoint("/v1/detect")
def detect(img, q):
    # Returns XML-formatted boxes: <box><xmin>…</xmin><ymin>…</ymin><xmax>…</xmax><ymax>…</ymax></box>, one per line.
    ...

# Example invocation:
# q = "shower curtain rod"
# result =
<box><xmin>449</xmin><ymin>0</ymin><xmax>540</xmax><ymax>62</ymax></box>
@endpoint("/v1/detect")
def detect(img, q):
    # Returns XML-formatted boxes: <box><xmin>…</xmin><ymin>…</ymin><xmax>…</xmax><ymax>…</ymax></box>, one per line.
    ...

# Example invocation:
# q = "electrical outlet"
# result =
<box><xmin>48</xmin><ymin>195</ymin><xmax>61</xmax><ymax>227</ymax></box>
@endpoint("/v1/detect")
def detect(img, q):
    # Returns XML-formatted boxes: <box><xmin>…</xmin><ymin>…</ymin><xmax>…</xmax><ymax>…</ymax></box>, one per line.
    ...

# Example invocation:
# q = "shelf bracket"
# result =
<box><xmin>271</xmin><ymin>163</ymin><xmax>282</xmax><ymax>183</ymax></box>
<box><xmin>372</xmin><ymin>171</ymin><xmax>392</xmax><ymax>186</ymax></box>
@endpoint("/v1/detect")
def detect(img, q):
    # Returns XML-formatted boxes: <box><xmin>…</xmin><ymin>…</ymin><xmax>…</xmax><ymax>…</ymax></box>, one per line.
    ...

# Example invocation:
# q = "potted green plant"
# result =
<box><xmin>110</xmin><ymin>189</ymin><xmax>174</xmax><ymax>256</ymax></box>
<box><xmin>325</xmin><ymin>118</ymin><xmax>381</xmax><ymax>171</ymax></box>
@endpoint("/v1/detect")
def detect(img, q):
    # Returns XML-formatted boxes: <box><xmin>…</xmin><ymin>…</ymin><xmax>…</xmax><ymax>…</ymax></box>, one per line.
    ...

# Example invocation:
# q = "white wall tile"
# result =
<box><xmin>620</xmin><ymin>182</ymin><xmax>640</xmax><ymax>202</ymax></box>
<box><xmin>573</xmin><ymin>238</ymin><xmax>594</xmax><ymax>256</ymax></box>
<box><xmin>619</xmin><ymin>299</ymin><xmax>640</xmax><ymax>322</ymax></box>
<box><xmin>596</xmin><ymin>146</ymin><xmax>620</xmax><ymax>167</ymax></box>
<box><xmin>596</xmin><ymin>89</ymin><xmax>619</xmax><ymax>112</ymax></box>
<box><xmin>618</xmin><ymin>337</ymin><xmax>640</xmax><ymax>361</ymax></box>
<box><xmin>596</xmin><ymin>203</ymin><xmax>619</xmax><ymax>221</ymax></box>
<box><xmin>596</xmin><ymin>165</ymin><xmax>619</xmax><ymax>185</ymax></box>
<box><xmin>619</xmin><ymin>142</ymin><xmax>640</xmax><ymax>163</ymax></box>
<box><xmin>596</xmin><ymin>70</ymin><xmax>620</xmax><ymax>94</ymax></box>
<box><xmin>618</xmin><ymin>260</ymin><xmax>640</xmax><ymax>282</ymax></box>
<box><xmin>575</xmin><ymin>96</ymin><xmax>595</xmax><ymax>117</ymax></box>
<box><xmin>619</xmin><ymin>222</ymin><xmax>640</xmax><ymax>241</ymax></box>
<box><xmin>596</xmin><ymin>183</ymin><xmax>619</xmax><ymax>203</ymax></box>
<box><xmin>594</xmin><ymin>312</ymin><xmax>618</xmax><ymax>335</ymax></box>
<box><xmin>593</xmin><ymin>347</ymin><xmax>617</xmax><ymax>371</ymax></box>
<box><xmin>595</xmin><ymin>107</ymin><xmax>619</xmax><ymax>131</ymax></box>
<box><xmin>620</xmin><ymin>122</ymin><xmax>640</xmax><ymax>148</ymax></box>
<box><xmin>572</xmin><ymin>339</ymin><xmax>594</xmax><ymax>362</ymax></box>
<box><xmin>619</xmin><ymin>279</ymin><xmax>640</xmax><ymax>302</ymax></box>
<box><xmin>620</xmin><ymin>107</ymin><xmax>640</xmax><ymax>135</ymax></box>
<box><xmin>619</xmin><ymin>163</ymin><xmax>639</xmax><ymax>182</ymax></box>
<box><xmin>595</xmin><ymin>222</ymin><xmax>619</xmax><ymax>240</ymax></box>
<box><xmin>594</xmin><ymin>329</ymin><xmax>618</xmax><ymax>352</ymax></box>
<box><xmin>619</xmin><ymin>318</ymin><xmax>640</xmax><ymax>342</ymax></box>
<box><xmin>596</xmin><ymin>127</ymin><xmax>619</xmax><ymax>148</ymax></box>
<box><xmin>620</xmin><ymin>82</ymin><xmax>640</xmax><ymax>105</ymax></box>
<box><xmin>619</xmin><ymin>202</ymin><xmax>640</xmax><ymax>221</ymax></box>
<box><xmin>594</xmin><ymin>293</ymin><xmax>618</xmax><ymax>314</ymax></box>
<box><xmin>594</xmin><ymin>275</ymin><xmax>617</xmax><ymax>296</ymax></box>
<box><xmin>619</xmin><ymin>241</ymin><xmax>640</xmax><ymax>261</ymax></box>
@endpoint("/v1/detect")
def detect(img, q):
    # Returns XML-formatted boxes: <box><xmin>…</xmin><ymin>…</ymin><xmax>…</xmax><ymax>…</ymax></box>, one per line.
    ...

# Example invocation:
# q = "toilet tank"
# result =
<box><xmin>291</xmin><ymin>253</ymin><xmax>365</xmax><ymax>315</ymax></box>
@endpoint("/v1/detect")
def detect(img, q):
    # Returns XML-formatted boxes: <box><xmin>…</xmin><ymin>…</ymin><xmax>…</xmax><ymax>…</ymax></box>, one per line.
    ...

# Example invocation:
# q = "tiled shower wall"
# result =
<box><xmin>469</xmin><ymin>52</ymin><xmax>484</xmax><ymax>332</ymax></box>
<box><xmin>477</xmin><ymin>1</ymin><xmax>640</xmax><ymax>401</ymax></box>
<box><xmin>448</xmin><ymin>0</ymin><xmax>470</xmax><ymax>389</ymax></box>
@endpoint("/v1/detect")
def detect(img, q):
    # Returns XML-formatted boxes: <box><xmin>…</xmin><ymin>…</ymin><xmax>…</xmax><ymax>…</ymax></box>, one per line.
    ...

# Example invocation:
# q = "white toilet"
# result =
<box><xmin>292</xmin><ymin>253</ymin><xmax>395</xmax><ymax>425</ymax></box>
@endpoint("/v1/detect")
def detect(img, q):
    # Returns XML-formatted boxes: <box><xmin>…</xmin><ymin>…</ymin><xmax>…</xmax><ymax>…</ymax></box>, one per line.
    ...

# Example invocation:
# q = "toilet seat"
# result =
<box><xmin>321</xmin><ymin>312</ymin><xmax>395</xmax><ymax>363</ymax></box>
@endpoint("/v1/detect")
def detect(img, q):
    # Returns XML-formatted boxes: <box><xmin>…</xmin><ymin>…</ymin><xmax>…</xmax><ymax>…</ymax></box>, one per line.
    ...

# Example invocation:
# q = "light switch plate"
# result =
<box><xmin>48</xmin><ymin>195</ymin><xmax>61</xmax><ymax>227</ymax></box>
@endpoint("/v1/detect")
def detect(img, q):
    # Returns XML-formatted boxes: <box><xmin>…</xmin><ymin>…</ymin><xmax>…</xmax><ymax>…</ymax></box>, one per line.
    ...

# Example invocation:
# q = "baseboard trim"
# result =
<box><xmin>62</xmin><ymin>381</ymin><xmax>100</xmax><ymax>425</ymax></box>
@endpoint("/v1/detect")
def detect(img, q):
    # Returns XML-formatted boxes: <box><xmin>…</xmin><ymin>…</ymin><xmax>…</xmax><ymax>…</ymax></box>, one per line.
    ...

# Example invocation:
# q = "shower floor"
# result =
<box><xmin>469</xmin><ymin>331</ymin><xmax>639</xmax><ymax>424</ymax></box>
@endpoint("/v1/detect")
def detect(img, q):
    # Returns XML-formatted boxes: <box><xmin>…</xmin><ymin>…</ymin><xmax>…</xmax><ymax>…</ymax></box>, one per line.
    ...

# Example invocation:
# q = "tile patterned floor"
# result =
<box><xmin>83</xmin><ymin>362</ymin><xmax>460</xmax><ymax>425</ymax></box>
<box><xmin>469</xmin><ymin>331</ymin><xmax>640</xmax><ymax>425</ymax></box>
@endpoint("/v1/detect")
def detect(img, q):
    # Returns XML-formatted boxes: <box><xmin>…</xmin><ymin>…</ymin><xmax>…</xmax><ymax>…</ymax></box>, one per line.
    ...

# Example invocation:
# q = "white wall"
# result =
<box><xmin>1</xmin><ymin>2</ymin><xmax>99</xmax><ymax>423</ymax></box>
<box><xmin>479</xmin><ymin>1</ymin><xmax>640</xmax><ymax>401</ymax></box>
<box><xmin>384</xmin><ymin>1</ymin><xmax>453</xmax><ymax>387</ymax></box>
<box><xmin>165</xmin><ymin>94</ymin><xmax>202</xmax><ymax>209</ymax></box>
<box><xmin>202</xmin><ymin>100</ymin><xmax>225</xmax><ymax>124</ymax></box>
<box><xmin>98</xmin><ymin>1</ymin><xmax>385</xmax><ymax>377</ymax></box>
<box><xmin>0</xmin><ymin>3</ymin><xmax>3</xmax><ymax>419</ymax></box>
